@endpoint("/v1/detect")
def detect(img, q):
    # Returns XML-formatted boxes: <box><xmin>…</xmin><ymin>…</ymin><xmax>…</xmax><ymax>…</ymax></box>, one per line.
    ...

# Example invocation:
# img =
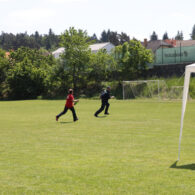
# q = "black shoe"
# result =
<box><xmin>74</xmin><ymin>118</ymin><xmax>78</xmax><ymax>122</ymax></box>
<box><xmin>104</xmin><ymin>113</ymin><xmax>109</xmax><ymax>115</ymax></box>
<box><xmin>94</xmin><ymin>114</ymin><xmax>98</xmax><ymax>117</ymax></box>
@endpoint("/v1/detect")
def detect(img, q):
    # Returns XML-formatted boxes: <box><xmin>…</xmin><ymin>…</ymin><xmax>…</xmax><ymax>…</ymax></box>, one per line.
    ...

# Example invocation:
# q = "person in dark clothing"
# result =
<box><xmin>56</xmin><ymin>89</ymin><xmax>79</xmax><ymax>122</ymax></box>
<box><xmin>94</xmin><ymin>86</ymin><xmax>114</xmax><ymax>117</ymax></box>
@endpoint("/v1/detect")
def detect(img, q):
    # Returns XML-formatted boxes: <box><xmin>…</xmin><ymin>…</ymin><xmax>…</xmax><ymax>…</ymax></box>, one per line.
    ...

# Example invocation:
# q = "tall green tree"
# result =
<box><xmin>82</xmin><ymin>49</ymin><xmax>116</xmax><ymax>96</ymax></box>
<box><xmin>175</xmin><ymin>31</ymin><xmax>184</xmax><ymax>40</ymax></box>
<box><xmin>100</xmin><ymin>29</ymin><xmax>121</xmax><ymax>45</ymax></box>
<box><xmin>114</xmin><ymin>40</ymin><xmax>153</xmax><ymax>79</ymax></box>
<box><xmin>0</xmin><ymin>30</ymin><xmax>60</xmax><ymax>50</ymax></box>
<box><xmin>109</xmin><ymin>31</ymin><xmax>120</xmax><ymax>46</ymax></box>
<box><xmin>6</xmin><ymin>47</ymin><xmax>54</xmax><ymax>99</ymax></box>
<box><xmin>100</xmin><ymin>30</ymin><xmax>109</xmax><ymax>42</ymax></box>
<box><xmin>150</xmin><ymin>31</ymin><xmax>158</xmax><ymax>40</ymax></box>
<box><xmin>162</xmin><ymin>32</ymin><xmax>169</xmax><ymax>40</ymax></box>
<box><xmin>89</xmin><ymin>33</ymin><xmax>99</xmax><ymax>43</ymax></box>
<box><xmin>0</xmin><ymin>49</ymin><xmax>10</xmax><ymax>98</ymax></box>
<box><xmin>60</xmin><ymin>27</ymin><xmax>91</xmax><ymax>92</ymax></box>
<box><xmin>89</xmin><ymin>49</ymin><xmax>116</xmax><ymax>82</ymax></box>
<box><xmin>0</xmin><ymin>32</ymin><xmax>16</xmax><ymax>50</ymax></box>
<box><xmin>119</xmin><ymin>32</ymin><xmax>130</xmax><ymax>44</ymax></box>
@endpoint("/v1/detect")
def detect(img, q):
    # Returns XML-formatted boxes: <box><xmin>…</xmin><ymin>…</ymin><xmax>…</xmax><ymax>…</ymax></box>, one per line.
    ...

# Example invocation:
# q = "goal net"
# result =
<box><xmin>168</xmin><ymin>86</ymin><xmax>184</xmax><ymax>100</ymax></box>
<box><xmin>122</xmin><ymin>80</ymin><xmax>182</xmax><ymax>100</ymax></box>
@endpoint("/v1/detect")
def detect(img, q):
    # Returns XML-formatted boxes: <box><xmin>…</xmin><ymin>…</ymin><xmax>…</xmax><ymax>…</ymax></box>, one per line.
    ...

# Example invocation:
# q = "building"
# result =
<box><xmin>142</xmin><ymin>39</ymin><xmax>173</xmax><ymax>53</ymax></box>
<box><xmin>146</xmin><ymin>39</ymin><xmax>195</xmax><ymax>77</ymax></box>
<box><xmin>89</xmin><ymin>42</ymin><xmax>115</xmax><ymax>54</ymax></box>
<box><xmin>52</xmin><ymin>42</ymin><xmax>115</xmax><ymax>58</ymax></box>
<box><xmin>175</xmin><ymin>40</ymin><xmax>195</xmax><ymax>47</ymax></box>
<box><xmin>163</xmin><ymin>40</ymin><xmax>195</xmax><ymax>48</ymax></box>
<box><xmin>154</xmin><ymin>40</ymin><xmax>195</xmax><ymax>66</ymax></box>
<box><xmin>164</xmin><ymin>39</ymin><xmax>176</xmax><ymax>47</ymax></box>
<box><xmin>52</xmin><ymin>47</ymin><xmax>65</xmax><ymax>59</ymax></box>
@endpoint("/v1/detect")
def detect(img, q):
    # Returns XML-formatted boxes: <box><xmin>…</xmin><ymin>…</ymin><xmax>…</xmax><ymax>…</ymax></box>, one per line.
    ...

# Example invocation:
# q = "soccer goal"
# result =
<box><xmin>122</xmin><ymin>80</ymin><xmax>168</xmax><ymax>100</ymax></box>
<box><xmin>168</xmin><ymin>86</ymin><xmax>184</xmax><ymax>100</ymax></box>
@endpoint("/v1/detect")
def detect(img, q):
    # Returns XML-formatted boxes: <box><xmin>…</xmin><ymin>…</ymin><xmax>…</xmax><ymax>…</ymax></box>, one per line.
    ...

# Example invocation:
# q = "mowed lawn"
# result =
<box><xmin>0</xmin><ymin>99</ymin><xmax>195</xmax><ymax>194</ymax></box>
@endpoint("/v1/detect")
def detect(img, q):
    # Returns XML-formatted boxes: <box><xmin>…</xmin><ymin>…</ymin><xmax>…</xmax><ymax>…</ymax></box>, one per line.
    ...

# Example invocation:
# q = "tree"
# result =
<box><xmin>191</xmin><ymin>25</ymin><xmax>195</xmax><ymax>40</ymax></box>
<box><xmin>14</xmin><ymin>32</ymin><xmax>38</xmax><ymax>49</ymax></box>
<box><xmin>89</xmin><ymin>33</ymin><xmax>99</xmax><ymax>43</ymax></box>
<box><xmin>0</xmin><ymin>32</ymin><xmax>16</xmax><ymax>50</ymax></box>
<box><xmin>60</xmin><ymin>27</ymin><xmax>91</xmax><ymax>92</ymax></box>
<box><xmin>114</xmin><ymin>40</ymin><xmax>153</xmax><ymax>80</ymax></box>
<box><xmin>109</xmin><ymin>31</ymin><xmax>120</xmax><ymax>46</ymax></box>
<box><xmin>6</xmin><ymin>47</ymin><xmax>54</xmax><ymax>99</ymax></box>
<box><xmin>31</xmin><ymin>31</ymin><xmax>42</xmax><ymax>48</ymax></box>
<box><xmin>100</xmin><ymin>30</ymin><xmax>109</xmax><ymax>42</ymax></box>
<box><xmin>0</xmin><ymin>29</ymin><xmax>61</xmax><ymax>50</ymax></box>
<box><xmin>162</xmin><ymin>32</ymin><xmax>169</xmax><ymax>40</ymax></box>
<box><xmin>175</xmin><ymin>31</ymin><xmax>184</xmax><ymax>40</ymax></box>
<box><xmin>89</xmin><ymin>49</ymin><xmax>116</xmax><ymax>82</ymax></box>
<box><xmin>0</xmin><ymin>49</ymin><xmax>10</xmax><ymax>98</ymax></box>
<box><xmin>150</xmin><ymin>31</ymin><xmax>158</xmax><ymax>41</ymax></box>
<box><xmin>119</xmin><ymin>32</ymin><xmax>130</xmax><ymax>44</ymax></box>
<box><xmin>100</xmin><ymin>29</ymin><xmax>122</xmax><ymax>45</ymax></box>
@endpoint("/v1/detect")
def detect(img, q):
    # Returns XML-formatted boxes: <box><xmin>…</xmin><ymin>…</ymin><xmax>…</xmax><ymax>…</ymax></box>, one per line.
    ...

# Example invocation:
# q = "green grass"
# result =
<box><xmin>0</xmin><ymin>99</ymin><xmax>195</xmax><ymax>194</ymax></box>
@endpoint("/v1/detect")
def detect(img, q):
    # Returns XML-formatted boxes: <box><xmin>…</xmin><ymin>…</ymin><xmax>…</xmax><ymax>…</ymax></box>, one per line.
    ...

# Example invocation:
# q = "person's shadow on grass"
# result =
<box><xmin>59</xmin><ymin>121</ymin><xmax>74</xmax><ymax>124</ymax></box>
<box><xmin>170</xmin><ymin>161</ymin><xmax>195</xmax><ymax>170</ymax></box>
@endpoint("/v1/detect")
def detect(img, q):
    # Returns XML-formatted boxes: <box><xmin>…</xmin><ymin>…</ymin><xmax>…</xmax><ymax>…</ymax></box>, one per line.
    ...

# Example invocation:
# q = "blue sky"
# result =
<box><xmin>1</xmin><ymin>0</ymin><xmax>195</xmax><ymax>41</ymax></box>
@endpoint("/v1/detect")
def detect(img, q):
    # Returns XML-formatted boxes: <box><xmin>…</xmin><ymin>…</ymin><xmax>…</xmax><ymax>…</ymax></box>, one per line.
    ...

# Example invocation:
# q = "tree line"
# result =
<box><xmin>0</xmin><ymin>27</ymin><xmax>153</xmax><ymax>100</ymax></box>
<box><xmin>150</xmin><ymin>24</ymin><xmax>195</xmax><ymax>41</ymax></box>
<box><xmin>0</xmin><ymin>28</ymin><xmax>131</xmax><ymax>51</ymax></box>
<box><xmin>2</xmin><ymin>23</ymin><xmax>195</xmax><ymax>51</ymax></box>
<box><xmin>150</xmin><ymin>31</ymin><xmax>184</xmax><ymax>41</ymax></box>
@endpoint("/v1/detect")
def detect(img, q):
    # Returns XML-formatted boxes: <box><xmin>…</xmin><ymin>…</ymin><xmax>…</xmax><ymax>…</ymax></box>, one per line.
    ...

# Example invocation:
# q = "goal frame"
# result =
<box><xmin>122</xmin><ymin>80</ymin><xmax>160</xmax><ymax>100</ymax></box>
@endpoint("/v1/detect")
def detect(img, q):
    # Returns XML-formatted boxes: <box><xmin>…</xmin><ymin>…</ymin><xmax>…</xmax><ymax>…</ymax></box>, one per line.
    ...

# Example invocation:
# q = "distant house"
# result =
<box><xmin>52</xmin><ymin>47</ymin><xmax>65</xmax><ymax>59</ymax></box>
<box><xmin>89</xmin><ymin>42</ymin><xmax>115</xmax><ymax>54</ymax></box>
<box><xmin>162</xmin><ymin>39</ymin><xmax>195</xmax><ymax>48</ymax></box>
<box><xmin>142</xmin><ymin>39</ymin><xmax>173</xmax><ymax>53</ymax></box>
<box><xmin>175</xmin><ymin>40</ymin><xmax>195</xmax><ymax>47</ymax></box>
<box><xmin>52</xmin><ymin>42</ymin><xmax>115</xmax><ymax>58</ymax></box>
<box><xmin>164</xmin><ymin>39</ymin><xmax>176</xmax><ymax>47</ymax></box>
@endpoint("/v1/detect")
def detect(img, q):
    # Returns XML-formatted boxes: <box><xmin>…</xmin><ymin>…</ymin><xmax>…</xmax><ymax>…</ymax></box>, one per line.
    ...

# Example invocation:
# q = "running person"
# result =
<box><xmin>56</xmin><ymin>89</ymin><xmax>78</xmax><ymax>122</ymax></box>
<box><xmin>94</xmin><ymin>86</ymin><xmax>114</xmax><ymax>117</ymax></box>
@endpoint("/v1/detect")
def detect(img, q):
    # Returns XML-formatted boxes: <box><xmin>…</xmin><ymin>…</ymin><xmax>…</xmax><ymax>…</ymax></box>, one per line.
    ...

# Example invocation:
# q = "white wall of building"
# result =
<box><xmin>52</xmin><ymin>43</ymin><xmax>115</xmax><ymax>58</ymax></box>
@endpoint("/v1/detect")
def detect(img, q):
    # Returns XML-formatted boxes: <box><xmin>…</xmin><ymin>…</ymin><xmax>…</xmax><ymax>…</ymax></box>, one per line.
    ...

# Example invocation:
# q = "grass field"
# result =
<box><xmin>0</xmin><ymin>99</ymin><xmax>195</xmax><ymax>194</ymax></box>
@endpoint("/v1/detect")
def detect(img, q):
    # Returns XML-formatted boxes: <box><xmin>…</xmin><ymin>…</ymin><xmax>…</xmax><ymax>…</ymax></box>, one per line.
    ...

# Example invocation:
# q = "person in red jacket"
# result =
<box><xmin>56</xmin><ymin>89</ymin><xmax>79</xmax><ymax>122</ymax></box>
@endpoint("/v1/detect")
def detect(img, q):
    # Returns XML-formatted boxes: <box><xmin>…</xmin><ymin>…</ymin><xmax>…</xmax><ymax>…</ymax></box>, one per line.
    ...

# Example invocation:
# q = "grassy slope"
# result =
<box><xmin>0</xmin><ymin>99</ymin><xmax>195</xmax><ymax>194</ymax></box>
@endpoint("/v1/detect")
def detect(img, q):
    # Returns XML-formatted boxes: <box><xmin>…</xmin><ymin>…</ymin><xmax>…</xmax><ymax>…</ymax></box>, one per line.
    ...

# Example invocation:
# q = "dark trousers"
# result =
<box><xmin>95</xmin><ymin>101</ymin><xmax>110</xmax><ymax>115</ymax></box>
<box><xmin>57</xmin><ymin>106</ymin><xmax>78</xmax><ymax>121</ymax></box>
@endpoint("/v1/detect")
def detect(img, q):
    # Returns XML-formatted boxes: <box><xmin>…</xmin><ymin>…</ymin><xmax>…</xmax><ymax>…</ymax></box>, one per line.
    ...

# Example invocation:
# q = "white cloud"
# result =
<box><xmin>8</xmin><ymin>8</ymin><xmax>55</xmax><ymax>23</ymax></box>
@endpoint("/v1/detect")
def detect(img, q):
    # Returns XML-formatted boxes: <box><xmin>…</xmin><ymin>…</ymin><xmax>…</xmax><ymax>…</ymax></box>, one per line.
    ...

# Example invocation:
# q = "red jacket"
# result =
<box><xmin>65</xmin><ymin>94</ymin><xmax>74</xmax><ymax>108</ymax></box>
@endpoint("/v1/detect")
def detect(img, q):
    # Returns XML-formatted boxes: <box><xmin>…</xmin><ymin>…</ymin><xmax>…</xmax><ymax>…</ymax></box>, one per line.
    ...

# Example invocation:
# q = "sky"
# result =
<box><xmin>0</xmin><ymin>0</ymin><xmax>195</xmax><ymax>41</ymax></box>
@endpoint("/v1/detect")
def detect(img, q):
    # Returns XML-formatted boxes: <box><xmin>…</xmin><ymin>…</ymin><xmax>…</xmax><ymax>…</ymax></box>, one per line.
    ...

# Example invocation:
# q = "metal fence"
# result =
<box><xmin>154</xmin><ymin>46</ymin><xmax>195</xmax><ymax>65</ymax></box>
